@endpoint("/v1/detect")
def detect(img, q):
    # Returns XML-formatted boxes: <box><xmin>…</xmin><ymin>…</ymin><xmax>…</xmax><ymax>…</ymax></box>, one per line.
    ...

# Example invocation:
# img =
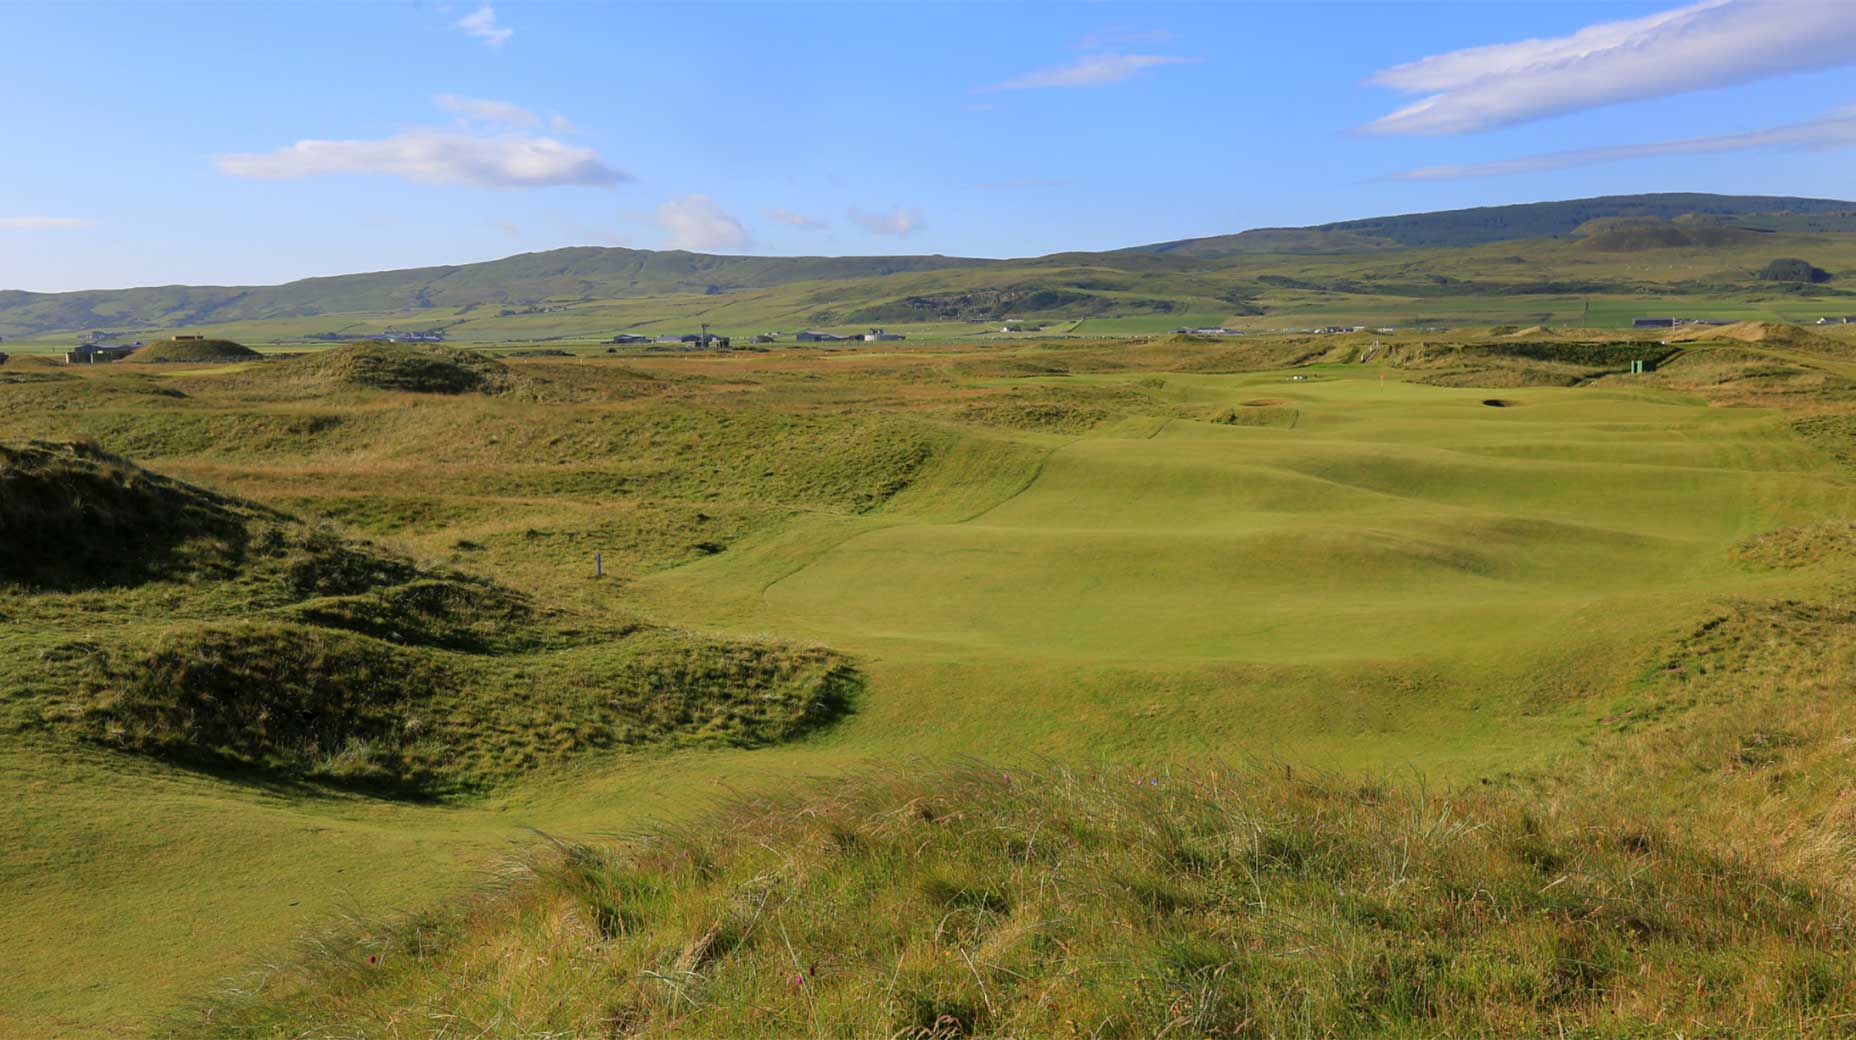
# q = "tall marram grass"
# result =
<box><xmin>192</xmin><ymin>761</ymin><xmax>1856</xmax><ymax>1039</ymax></box>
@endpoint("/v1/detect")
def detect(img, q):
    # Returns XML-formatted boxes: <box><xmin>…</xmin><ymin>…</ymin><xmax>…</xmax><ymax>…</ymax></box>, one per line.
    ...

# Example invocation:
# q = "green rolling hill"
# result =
<box><xmin>5</xmin><ymin>193</ymin><xmax>1856</xmax><ymax>346</ymax></box>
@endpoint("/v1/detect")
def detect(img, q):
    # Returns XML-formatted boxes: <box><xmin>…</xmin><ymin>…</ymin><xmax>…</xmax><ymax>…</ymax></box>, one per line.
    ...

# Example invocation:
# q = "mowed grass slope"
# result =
<box><xmin>2</xmin><ymin>336</ymin><xmax>1854</xmax><ymax>1035</ymax></box>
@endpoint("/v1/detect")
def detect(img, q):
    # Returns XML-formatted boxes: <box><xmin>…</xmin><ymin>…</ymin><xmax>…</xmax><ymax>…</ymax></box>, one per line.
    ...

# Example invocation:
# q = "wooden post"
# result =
<box><xmin>595</xmin><ymin>551</ymin><xmax>602</xmax><ymax>578</ymax></box>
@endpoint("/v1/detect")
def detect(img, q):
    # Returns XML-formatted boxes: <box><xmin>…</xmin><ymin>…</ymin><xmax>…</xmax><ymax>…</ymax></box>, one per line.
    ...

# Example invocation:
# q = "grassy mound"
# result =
<box><xmin>0</xmin><ymin>440</ymin><xmax>280</xmax><ymax>589</ymax></box>
<box><xmin>1389</xmin><ymin>339</ymin><xmax>1671</xmax><ymax>387</ymax></box>
<box><xmin>270</xmin><ymin>342</ymin><xmax>516</xmax><ymax>395</ymax></box>
<box><xmin>1663</xmin><ymin>320</ymin><xmax>1843</xmax><ymax>351</ymax></box>
<box><xmin>127</xmin><ymin>337</ymin><xmax>258</xmax><ymax>363</ymax></box>
<box><xmin>192</xmin><ymin>763</ymin><xmax>1856</xmax><ymax>1038</ymax></box>
<box><xmin>81</xmin><ymin>622</ymin><xmax>455</xmax><ymax>790</ymax></box>
<box><xmin>952</xmin><ymin>399</ymin><xmax>1111</xmax><ymax>433</ymax></box>
<box><xmin>1</xmin><ymin>440</ymin><xmax>859</xmax><ymax>794</ymax></box>
<box><xmin>76</xmin><ymin>621</ymin><xmax>857</xmax><ymax>794</ymax></box>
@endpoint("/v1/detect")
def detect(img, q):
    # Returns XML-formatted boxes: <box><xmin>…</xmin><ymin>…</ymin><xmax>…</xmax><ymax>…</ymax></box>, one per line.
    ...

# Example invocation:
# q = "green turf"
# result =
<box><xmin>2</xmin><ymin>336</ymin><xmax>1854</xmax><ymax>1035</ymax></box>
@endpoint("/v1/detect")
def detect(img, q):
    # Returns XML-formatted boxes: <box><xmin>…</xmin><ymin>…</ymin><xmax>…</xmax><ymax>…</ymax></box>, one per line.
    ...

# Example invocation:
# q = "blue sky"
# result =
<box><xmin>6</xmin><ymin>0</ymin><xmax>1856</xmax><ymax>291</ymax></box>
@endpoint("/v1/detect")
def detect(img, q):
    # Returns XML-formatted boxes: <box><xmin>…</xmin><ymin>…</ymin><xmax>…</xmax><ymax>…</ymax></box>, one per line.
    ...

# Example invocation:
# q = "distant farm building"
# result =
<box><xmin>65</xmin><ymin>342</ymin><xmax>141</xmax><ymax>364</ymax></box>
<box><xmin>749</xmin><ymin>334</ymin><xmax>778</xmax><ymax>344</ymax></box>
<box><xmin>1636</xmin><ymin>317</ymin><xmax>1733</xmax><ymax>329</ymax></box>
<box><xmin>651</xmin><ymin>332</ymin><xmax>730</xmax><ymax>348</ymax></box>
<box><xmin>380</xmin><ymin>328</ymin><xmax>445</xmax><ymax>343</ymax></box>
<box><xmin>796</xmin><ymin>331</ymin><xmax>846</xmax><ymax>342</ymax></box>
<box><xmin>863</xmin><ymin>328</ymin><xmax>905</xmax><ymax>342</ymax></box>
<box><xmin>610</xmin><ymin>334</ymin><xmax>651</xmax><ymax>344</ymax></box>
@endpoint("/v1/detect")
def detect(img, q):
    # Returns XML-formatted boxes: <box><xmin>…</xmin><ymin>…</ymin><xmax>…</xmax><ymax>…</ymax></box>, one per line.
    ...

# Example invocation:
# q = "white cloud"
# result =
<box><xmin>657</xmin><ymin>195</ymin><xmax>747</xmax><ymax>251</ymax></box>
<box><xmin>848</xmin><ymin>205</ymin><xmax>924</xmax><ymax>236</ymax></box>
<box><xmin>549</xmin><ymin>114</ymin><xmax>578</xmax><ymax>133</ymax></box>
<box><xmin>215</xmin><ymin>131</ymin><xmax>630</xmax><ymax>188</ymax></box>
<box><xmin>981</xmin><ymin>53</ymin><xmax>1198</xmax><ymax>92</ymax></box>
<box><xmin>435</xmin><ymin>93</ymin><xmax>537</xmax><ymax>127</ymax></box>
<box><xmin>456</xmin><ymin>4</ymin><xmax>512</xmax><ymax>46</ymax></box>
<box><xmin>1366</xmin><ymin>0</ymin><xmax>1856</xmax><ymax>135</ymax></box>
<box><xmin>1391</xmin><ymin>106</ymin><xmax>1856</xmax><ymax>179</ymax></box>
<box><xmin>764</xmin><ymin>207</ymin><xmax>829</xmax><ymax>230</ymax></box>
<box><xmin>0</xmin><ymin>216</ymin><xmax>95</xmax><ymax>230</ymax></box>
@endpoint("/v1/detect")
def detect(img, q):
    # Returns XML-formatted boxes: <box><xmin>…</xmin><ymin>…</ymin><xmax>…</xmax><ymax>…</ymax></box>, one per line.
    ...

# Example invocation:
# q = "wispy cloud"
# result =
<box><xmin>848</xmin><ymin>206</ymin><xmax>924</xmax><ymax>237</ymax></box>
<box><xmin>216</xmin><ymin>132</ymin><xmax>628</xmax><ymax>188</ymax></box>
<box><xmin>1365</xmin><ymin>0</ymin><xmax>1856</xmax><ymax>135</ymax></box>
<box><xmin>657</xmin><ymin>195</ymin><xmax>747</xmax><ymax>250</ymax></box>
<box><xmin>981</xmin><ymin>52</ymin><xmax>1198</xmax><ymax>92</ymax></box>
<box><xmin>549</xmin><ymin>114</ymin><xmax>577</xmax><ymax>134</ymax></box>
<box><xmin>1391</xmin><ymin>106</ymin><xmax>1856</xmax><ymax>179</ymax></box>
<box><xmin>494</xmin><ymin>218</ymin><xmax>522</xmax><ymax>238</ymax></box>
<box><xmin>216</xmin><ymin>96</ymin><xmax>624</xmax><ymax>188</ymax></box>
<box><xmin>764</xmin><ymin>207</ymin><xmax>830</xmax><ymax>230</ymax></box>
<box><xmin>435</xmin><ymin>93</ymin><xmax>537</xmax><ymax>128</ymax></box>
<box><xmin>0</xmin><ymin>216</ymin><xmax>95</xmax><ymax>230</ymax></box>
<box><xmin>456</xmin><ymin>4</ymin><xmax>513</xmax><ymax>46</ymax></box>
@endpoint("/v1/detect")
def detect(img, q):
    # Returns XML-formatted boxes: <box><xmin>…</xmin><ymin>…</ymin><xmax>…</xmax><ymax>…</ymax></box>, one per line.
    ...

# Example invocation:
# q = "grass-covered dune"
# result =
<box><xmin>257</xmin><ymin>341</ymin><xmax>518</xmax><ymax>395</ymax></box>
<box><xmin>127</xmin><ymin>337</ymin><xmax>258</xmax><ymax>363</ymax></box>
<box><xmin>2</xmin><ymin>440</ymin><xmax>859</xmax><ymax>796</ymax></box>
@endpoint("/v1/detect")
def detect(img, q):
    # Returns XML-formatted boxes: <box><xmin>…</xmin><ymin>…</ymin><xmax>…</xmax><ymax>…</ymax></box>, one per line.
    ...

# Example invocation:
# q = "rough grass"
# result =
<box><xmin>187</xmin><ymin>760</ymin><xmax>1856</xmax><ymax>1039</ymax></box>
<box><xmin>1732</xmin><ymin>521</ymin><xmax>1856</xmax><ymax>569</ymax></box>
<box><xmin>1</xmin><ymin>440</ymin><xmax>259</xmax><ymax>588</ymax></box>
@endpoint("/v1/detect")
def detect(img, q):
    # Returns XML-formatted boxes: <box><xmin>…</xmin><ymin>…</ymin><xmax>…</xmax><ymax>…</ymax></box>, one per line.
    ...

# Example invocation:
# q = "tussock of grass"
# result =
<box><xmin>190</xmin><ymin>762</ymin><xmax>1856</xmax><ymax>1038</ymax></box>
<box><xmin>1209</xmin><ymin>402</ymin><xmax>1299</xmax><ymax>428</ymax></box>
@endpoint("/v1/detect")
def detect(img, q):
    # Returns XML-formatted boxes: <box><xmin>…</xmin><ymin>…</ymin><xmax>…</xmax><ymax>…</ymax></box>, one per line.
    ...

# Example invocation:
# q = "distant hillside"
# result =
<box><xmin>0</xmin><ymin>250</ymin><xmax>1000</xmax><ymax>339</ymax></box>
<box><xmin>1133</xmin><ymin>193</ymin><xmax>1856</xmax><ymax>258</ymax></box>
<box><xmin>4</xmin><ymin>193</ymin><xmax>1856</xmax><ymax>339</ymax></box>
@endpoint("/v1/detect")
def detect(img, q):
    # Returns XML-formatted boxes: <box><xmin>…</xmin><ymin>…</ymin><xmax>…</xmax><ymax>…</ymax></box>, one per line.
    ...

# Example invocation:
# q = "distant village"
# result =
<box><xmin>42</xmin><ymin>312</ymin><xmax>1856</xmax><ymax>367</ymax></box>
<box><xmin>612</xmin><ymin>327</ymin><xmax>910</xmax><ymax>350</ymax></box>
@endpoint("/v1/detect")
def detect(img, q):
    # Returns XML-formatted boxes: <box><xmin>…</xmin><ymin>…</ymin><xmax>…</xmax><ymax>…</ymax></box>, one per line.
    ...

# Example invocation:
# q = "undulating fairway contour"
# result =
<box><xmin>4</xmin><ymin>319</ymin><xmax>1856</xmax><ymax>1036</ymax></box>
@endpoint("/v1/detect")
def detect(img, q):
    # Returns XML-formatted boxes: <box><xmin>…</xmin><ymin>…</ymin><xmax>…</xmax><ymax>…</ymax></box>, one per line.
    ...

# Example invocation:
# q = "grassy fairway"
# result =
<box><xmin>2</xmin><ymin>339</ymin><xmax>1853</xmax><ymax>1035</ymax></box>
